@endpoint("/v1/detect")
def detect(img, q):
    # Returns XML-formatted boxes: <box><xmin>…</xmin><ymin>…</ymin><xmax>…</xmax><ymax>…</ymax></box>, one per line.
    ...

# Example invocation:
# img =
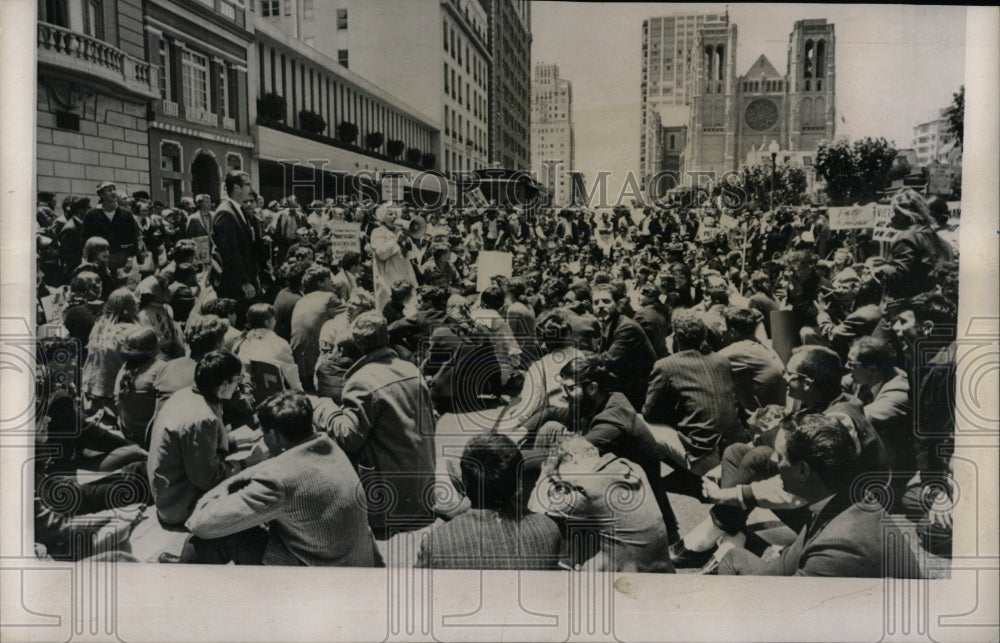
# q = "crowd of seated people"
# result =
<box><xmin>31</xmin><ymin>179</ymin><xmax>957</xmax><ymax>575</ymax></box>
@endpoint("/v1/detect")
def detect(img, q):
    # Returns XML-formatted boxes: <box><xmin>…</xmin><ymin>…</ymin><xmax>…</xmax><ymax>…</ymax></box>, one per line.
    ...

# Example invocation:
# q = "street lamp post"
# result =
<box><xmin>769</xmin><ymin>140</ymin><xmax>780</xmax><ymax>213</ymax></box>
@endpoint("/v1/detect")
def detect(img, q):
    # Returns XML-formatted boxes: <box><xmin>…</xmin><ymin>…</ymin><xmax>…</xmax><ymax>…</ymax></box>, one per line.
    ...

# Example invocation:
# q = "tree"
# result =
<box><xmin>887</xmin><ymin>155</ymin><xmax>911</xmax><ymax>181</ymax></box>
<box><xmin>257</xmin><ymin>92</ymin><xmax>286</xmax><ymax>123</ymax></box>
<box><xmin>421</xmin><ymin>153</ymin><xmax>436</xmax><ymax>170</ymax></box>
<box><xmin>734</xmin><ymin>161</ymin><xmax>808</xmax><ymax>210</ymax></box>
<box><xmin>816</xmin><ymin>136</ymin><xmax>897</xmax><ymax>206</ymax></box>
<box><xmin>386</xmin><ymin>139</ymin><xmax>405</xmax><ymax>159</ymax></box>
<box><xmin>365</xmin><ymin>132</ymin><xmax>385</xmax><ymax>151</ymax></box>
<box><xmin>298</xmin><ymin>110</ymin><xmax>326</xmax><ymax>134</ymax></box>
<box><xmin>336</xmin><ymin>121</ymin><xmax>359</xmax><ymax>145</ymax></box>
<box><xmin>943</xmin><ymin>85</ymin><xmax>964</xmax><ymax>146</ymax></box>
<box><xmin>405</xmin><ymin>147</ymin><xmax>422</xmax><ymax>165</ymax></box>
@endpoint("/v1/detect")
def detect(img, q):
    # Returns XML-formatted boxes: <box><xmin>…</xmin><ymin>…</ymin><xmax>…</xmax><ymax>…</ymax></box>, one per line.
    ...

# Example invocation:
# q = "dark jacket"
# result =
<box><xmin>756</xmin><ymin>492</ymin><xmax>920</xmax><ymax>577</ymax></box>
<box><xmin>313</xmin><ymin>346</ymin><xmax>437</xmax><ymax>536</ymax></box>
<box><xmin>643</xmin><ymin>349</ymin><xmax>744</xmax><ymax>458</ymax></box>
<box><xmin>212</xmin><ymin>197</ymin><xmax>259</xmax><ymax>298</ymax></box>
<box><xmin>634</xmin><ymin>303</ymin><xmax>671</xmax><ymax>359</ymax></box>
<box><xmin>597</xmin><ymin>312</ymin><xmax>657</xmax><ymax>410</ymax></box>
<box><xmin>81</xmin><ymin>205</ymin><xmax>141</xmax><ymax>271</ymax></box>
<box><xmin>881</xmin><ymin>227</ymin><xmax>955</xmax><ymax>301</ymax></box>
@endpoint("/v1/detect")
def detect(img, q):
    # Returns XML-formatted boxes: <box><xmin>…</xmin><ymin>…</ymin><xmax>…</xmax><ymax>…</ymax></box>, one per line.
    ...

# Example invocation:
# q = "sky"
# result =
<box><xmin>530</xmin><ymin>3</ymin><xmax>968</xmax><ymax>196</ymax></box>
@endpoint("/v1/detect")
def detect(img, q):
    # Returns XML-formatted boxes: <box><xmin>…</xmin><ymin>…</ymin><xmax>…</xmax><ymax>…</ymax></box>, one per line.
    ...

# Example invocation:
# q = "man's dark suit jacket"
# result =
<box><xmin>212</xmin><ymin>198</ymin><xmax>259</xmax><ymax>299</ymax></box>
<box><xmin>734</xmin><ymin>492</ymin><xmax>921</xmax><ymax>577</ymax></box>
<box><xmin>597</xmin><ymin>312</ymin><xmax>657</xmax><ymax>410</ymax></box>
<box><xmin>634</xmin><ymin>304</ymin><xmax>671</xmax><ymax>359</ymax></box>
<box><xmin>58</xmin><ymin>215</ymin><xmax>85</xmax><ymax>278</ymax></box>
<box><xmin>642</xmin><ymin>349</ymin><xmax>744</xmax><ymax>459</ymax></box>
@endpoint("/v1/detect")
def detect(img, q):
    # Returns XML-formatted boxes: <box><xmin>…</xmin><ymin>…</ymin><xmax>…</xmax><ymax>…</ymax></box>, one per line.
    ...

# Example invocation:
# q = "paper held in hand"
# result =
<box><xmin>476</xmin><ymin>250</ymin><xmax>512</xmax><ymax>292</ymax></box>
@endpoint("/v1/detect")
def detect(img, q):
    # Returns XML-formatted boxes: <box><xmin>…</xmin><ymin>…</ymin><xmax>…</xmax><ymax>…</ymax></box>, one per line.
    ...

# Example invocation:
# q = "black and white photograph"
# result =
<box><xmin>1</xmin><ymin>1</ymin><xmax>997</xmax><ymax>641</ymax></box>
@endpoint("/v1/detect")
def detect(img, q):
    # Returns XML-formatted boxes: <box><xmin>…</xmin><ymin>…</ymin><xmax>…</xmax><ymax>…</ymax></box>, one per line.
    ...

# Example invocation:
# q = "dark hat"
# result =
<box><xmin>96</xmin><ymin>181</ymin><xmax>116</xmax><ymax>194</ymax></box>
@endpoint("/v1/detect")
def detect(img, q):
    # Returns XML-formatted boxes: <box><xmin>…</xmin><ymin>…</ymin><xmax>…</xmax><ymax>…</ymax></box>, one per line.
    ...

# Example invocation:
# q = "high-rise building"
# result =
<box><xmin>260</xmin><ymin>0</ymin><xmax>493</xmax><ymax>175</ymax></box>
<box><xmin>482</xmin><ymin>0</ymin><xmax>532</xmax><ymax>171</ymax></box>
<box><xmin>640</xmin><ymin>12</ymin><xmax>725</xmax><ymax>187</ymax></box>
<box><xmin>684</xmin><ymin>18</ymin><xmax>836</xmax><ymax>176</ymax></box>
<box><xmin>912</xmin><ymin>110</ymin><xmax>956</xmax><ymax>167</ymax></box>
<box><xmin>531</xmin><ymin>62</ymin><xmax>574</xmax><ymax>207</ymax></box>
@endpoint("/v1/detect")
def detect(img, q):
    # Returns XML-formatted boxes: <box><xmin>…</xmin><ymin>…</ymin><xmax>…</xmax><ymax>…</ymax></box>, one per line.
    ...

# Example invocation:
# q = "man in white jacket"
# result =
<box><xmin>370</xmin><ymin>203</ymin><xmax>418</xmax><ymax>312</ymax></box>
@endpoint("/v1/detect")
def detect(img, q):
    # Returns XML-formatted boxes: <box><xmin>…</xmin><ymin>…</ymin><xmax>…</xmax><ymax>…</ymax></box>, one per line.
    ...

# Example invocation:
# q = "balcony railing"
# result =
<box><xmin>37</xmin><ymin>22</ymin><xmax>158</xmax><ymax>98</ymax></box>
<box><xmin>222</xmin><ymin>116</ymin><xmax>236</xmax><ymax>131</ymax></box>
<box><xmin>185</xmin><ymin>107</ymin><xmax>219</xmax><ymax>127</ymax></box>
<box><xmin>160</xmin><ymin>99</ymin><xmax>179</xmax><ymax>117</ymax></box>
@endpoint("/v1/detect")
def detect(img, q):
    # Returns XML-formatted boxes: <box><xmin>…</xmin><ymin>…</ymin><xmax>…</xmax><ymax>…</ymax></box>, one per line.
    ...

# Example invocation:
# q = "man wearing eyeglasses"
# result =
<box><xmin>678</xmin><ymin>346</ymin><xmax>889</xmax><ymax>570</ymax></box>
<box><xmin>716</xmin><ymin>412</ymin><xmax>919</xmax><ymax>577</ymax></box>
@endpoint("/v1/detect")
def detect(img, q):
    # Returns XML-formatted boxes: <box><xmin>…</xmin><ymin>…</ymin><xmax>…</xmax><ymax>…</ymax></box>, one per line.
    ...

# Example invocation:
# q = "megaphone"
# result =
<box><xmin>408</xmin><ymin>215</ymin><xmax>427</xmax><ymax>240</ymax></box>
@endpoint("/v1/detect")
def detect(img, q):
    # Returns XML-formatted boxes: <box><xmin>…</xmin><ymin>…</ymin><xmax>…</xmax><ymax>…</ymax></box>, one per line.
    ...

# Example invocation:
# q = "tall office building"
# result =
<box><xmin>640</xmin><ymin>11</ymin><xmax>725</xmax><ymax>187</ymax></box>
<box><xmin>482</xmin><ymin>0</ymin><xmax>532</xmax><ymax>170</ymax></box>
<box><xmin>531</xmin><ymin>62</ymin><xmax>574</xmax><ymax>207</ymax></box>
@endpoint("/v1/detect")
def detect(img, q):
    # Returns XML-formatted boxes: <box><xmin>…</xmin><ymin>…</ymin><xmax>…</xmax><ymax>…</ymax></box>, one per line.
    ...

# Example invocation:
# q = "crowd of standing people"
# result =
<box><xmin>32</xmin><ymin>171</ymin><xmax>957</xmax><ymax>576</ymax></box>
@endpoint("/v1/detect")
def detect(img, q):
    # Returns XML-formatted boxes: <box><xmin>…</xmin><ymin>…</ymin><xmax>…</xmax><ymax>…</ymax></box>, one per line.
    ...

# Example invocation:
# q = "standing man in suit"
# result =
<box><xmin>213</xmin><ymin>171</ymin><xmax>261</xmax><ymax>324</ymax></box>
<box><xmin>718</xmin><ymin>412</ymin><xmax>919</xmax><ymax>577</ymax></box>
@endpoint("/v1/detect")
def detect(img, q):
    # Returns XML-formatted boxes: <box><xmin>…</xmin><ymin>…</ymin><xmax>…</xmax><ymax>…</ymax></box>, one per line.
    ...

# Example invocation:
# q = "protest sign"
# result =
<box><xmin>927</xmin><ymin>164</ymin><xmax>953</xmax><ymax>196</ymax></box>
<box><xmin>381</xmin><ymin>175</ymin><xmax>406</xmax><ymax>202</ymax></box>
<box><xmin>326</xmin><ymin>221</ymin><xmax>362</xmax><ymax>263</ymax></box>
<box><xmin>770</xmin><ymin>309</ymin><xmax>798</xmax><ymax>365</ymax></box>
<box><xmin>192</xmin><ymin>235</ymin><xmax>212</xmax><ymax>270</ymax></box>
<box><xmin>476</xmin><ymin>251</ymin><xmax>512</xmax><ymax>291</ymax></box>
<box><xmin>828</xmin><ymin>204</ymin><xmax>875</xmax><ymax>230</ymax></box>
<box><xmin>871</xmin><ymin>204</ymin><xmax>898</xmax><ymax>244</ymax></box>
<box><xmin>696</xmin><ymin>225</ymin><xmax>719</xmax><ymax>243</ymax></box>
<box><xmin>466</xmin><ymin>187</ymin><xmax>489</xmax><ymax>210</ymax></box>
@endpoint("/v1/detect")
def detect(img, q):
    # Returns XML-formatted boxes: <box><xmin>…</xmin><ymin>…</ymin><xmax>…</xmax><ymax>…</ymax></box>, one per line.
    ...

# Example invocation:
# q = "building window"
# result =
<box><xmin>181</xmin><ymin>49</ymin><xmax>210</xmax><ymax>112</ymax></box>
<box><xmin>283</xmin><ymin>0</ymin><xmax>291</xmax><ymax>16</ymax></box>
<box><xmin>83</xmin><ymin>0</ymin><xmax>104</xmax><ymax>39</ymax></box>
<box><xmin>218</xmin><ymin>64</ymin><xmax>229</xmax><ymax>118</ymax></box>
<box><xmin>260</xmin><ymin>0</ymin><xmax>279</xmax><ymax>17</ymax></box>
<box><xmin>336</xmin><ymin>8</ymin><xmax>347</xmax><ymax>29</ymax></box>
<box><xmin>337</xmin><ymin>49</ymin><xmax>349</xmax><ymax>69</ymax></box>
<box><xmin>303</xmin><ymin>0</ymin><xmax>313</xmax><ymax>20</ymax></box>
<box><xmin>160</xmin><ymin>141</ymin><xmax>181</xmax><ymax>171</ymax></box>
<box><xmin>158</xmin><ymin>39</ymin><xmax>171</xmax><ymax>100</ymax></box>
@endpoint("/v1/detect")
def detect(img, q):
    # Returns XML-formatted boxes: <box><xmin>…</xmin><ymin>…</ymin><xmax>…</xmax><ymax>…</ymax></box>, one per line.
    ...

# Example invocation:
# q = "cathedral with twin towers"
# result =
<box><xmin>641</xmin><ymin>13</ymin><xmax>836</xmax><ymax>188</ymax></box>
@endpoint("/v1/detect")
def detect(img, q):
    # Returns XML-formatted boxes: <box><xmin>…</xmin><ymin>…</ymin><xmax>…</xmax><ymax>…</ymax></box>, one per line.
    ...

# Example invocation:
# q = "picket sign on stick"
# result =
<box><xmin>827</xmin><ymin>203</ymin><xmax>875</xmax><ymax>230</ymax></box>
<box><xmin>476</xmin><ymin>251</ymin><xmax>512</xmax><ymax>292</ymax></box>
<box><xmin>326</xmin><ymin>221</ymin><xmax>362</xmax><ymax>263</ymax></box>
